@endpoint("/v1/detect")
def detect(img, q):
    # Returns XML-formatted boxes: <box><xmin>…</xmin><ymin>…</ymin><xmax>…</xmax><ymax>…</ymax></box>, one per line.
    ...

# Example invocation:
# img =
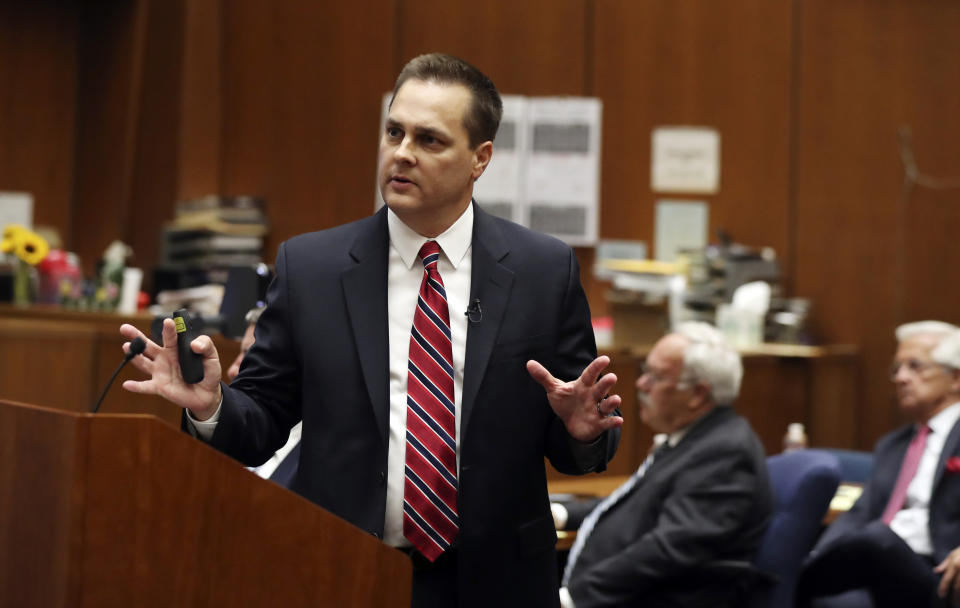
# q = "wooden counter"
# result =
<box><xmin>0</xmin><ymin>304</ymin><xmax>240</xmax><ymax>427</ymax></box>
<box><xmin>0</xmin><ymin>306</ymin><xmax>858</xmax><ymax>482</ymax></box>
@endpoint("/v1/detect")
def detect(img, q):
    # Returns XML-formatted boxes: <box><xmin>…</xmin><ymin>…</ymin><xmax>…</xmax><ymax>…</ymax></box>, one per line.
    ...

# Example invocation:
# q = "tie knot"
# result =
<box><xmin>419</xmin><ymin>241</ymin><xmax>441</xmax><ymax>271</ymax></box>
<box><xmin>917</xmin><ymin>424</ymin><xmax>932</xmax><ymax>440</ymax></box>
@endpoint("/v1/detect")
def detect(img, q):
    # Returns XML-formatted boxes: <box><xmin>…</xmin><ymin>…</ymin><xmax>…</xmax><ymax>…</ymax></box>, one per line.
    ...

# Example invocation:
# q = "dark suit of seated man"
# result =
<box><xmin>555</xmin><ymin>322</ymin><xmax>773</xmax><ymax>608</ymax></box>
<box><xmin>798</xmin><ymin>321</ymin><xmax>960</xmax><ymax>608</ymax></box>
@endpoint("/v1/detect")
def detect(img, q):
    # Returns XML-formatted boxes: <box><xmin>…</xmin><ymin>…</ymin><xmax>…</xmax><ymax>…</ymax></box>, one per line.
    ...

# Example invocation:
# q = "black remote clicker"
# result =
<box><xmin>173</xmin><ymin>308</ymin><xmax>204</xmax><ymax>384</ymax></box>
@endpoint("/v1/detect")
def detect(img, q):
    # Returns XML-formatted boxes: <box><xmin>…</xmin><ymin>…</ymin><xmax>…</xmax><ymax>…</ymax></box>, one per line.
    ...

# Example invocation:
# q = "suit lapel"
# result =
<box><xmin>603</xmin><ymin>408</ymin><xmax>734</xmax><ymax>521</ymax></box>
<box><xmin>933</xmin><ymin>416</ymin><xmax>960</xmax><ymax>491</ymax></box>
<box><xmin>341</xmin><ymin>209</ymin><xmax>391</xmax><ymax>447</ymax></box>
<box><xmin>461</xmin><ymin>205</ymin><xmax>514</xmax><ymax>438</ymax></box>
<box><xmin>633</xmin><ymin>408</ymin><xmax>732</xmax><ymax>486</ymax></box>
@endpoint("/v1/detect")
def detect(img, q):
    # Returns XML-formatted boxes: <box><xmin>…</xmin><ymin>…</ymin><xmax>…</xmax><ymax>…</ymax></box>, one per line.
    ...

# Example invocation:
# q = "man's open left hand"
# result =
<box><xmin>526</xmin><ymin>355</ymin><xmax>623</xmax><ymax>442</ymax></box>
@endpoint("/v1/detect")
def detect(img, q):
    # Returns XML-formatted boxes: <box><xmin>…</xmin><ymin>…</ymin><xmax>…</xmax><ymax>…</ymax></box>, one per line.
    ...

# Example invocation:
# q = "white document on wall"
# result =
<box><xmin>523</xmin><ymin>97</ymin><xmax>602</xmax><ymax>246</ymax></box>
<box><xmin>474</xmin><ymin>95</ymin><xmax>527</xmax><ymax>223</ymax></box>
<box><xmin>651</xmin><ymin>127</ymin><xmax>720</xmax><ymax>194</ymax></box>
<box><xmin>655</xmin><ymin>199</ymin><xmax>709</xmax><ymax>262</ymax></box>
<box><xmin>0</xmin><ymin>192</ymin><xmax>34</xmax><ymax>230</ymax></box>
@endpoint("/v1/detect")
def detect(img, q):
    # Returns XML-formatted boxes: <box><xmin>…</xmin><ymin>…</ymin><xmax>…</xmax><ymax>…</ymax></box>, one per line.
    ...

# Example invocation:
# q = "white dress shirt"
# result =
<box><xmin>383</xmin><ymin>204</ymin><xmax>472</xmax><ymax>547</ymax></box>
<box><xmin>249</xmin><ymin>422</ymin><xmax>303</xmax><ymax>480</ymax></box>
<box><xmin>189</xmin><ymin>204</ymin><xmax>474</xmax><ymax>548</ymax></box>
<box><xmin>889</xmin><ymin>401</ymin><xmax>960</xmax><ymax>555</ymax></box>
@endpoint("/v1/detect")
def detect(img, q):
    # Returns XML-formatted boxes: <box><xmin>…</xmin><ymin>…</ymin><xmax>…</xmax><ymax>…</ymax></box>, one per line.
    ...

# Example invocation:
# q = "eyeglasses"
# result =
<box><xmin>640</xmin><ymin>363</ymin><xmax>688</xmax><ymax>387</ymax></box>
<box><xmin>889</xmin><ymin>358</ymin><xmax>944</xmax><ymax>381</ymax></box>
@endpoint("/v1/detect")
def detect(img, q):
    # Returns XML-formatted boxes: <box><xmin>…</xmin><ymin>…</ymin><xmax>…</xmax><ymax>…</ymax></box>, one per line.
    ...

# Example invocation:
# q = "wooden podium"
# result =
<box><xmin>0</xmin><ymin>400</ymin><xmax>411</xmax><ymax>607</ymax></box>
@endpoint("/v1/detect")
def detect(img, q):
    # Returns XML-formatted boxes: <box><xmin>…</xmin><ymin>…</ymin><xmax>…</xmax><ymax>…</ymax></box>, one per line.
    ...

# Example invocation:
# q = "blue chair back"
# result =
<box><xmin>751</xmin><ymin>450</ymin><xmax>841</xmax><ymax>608</ymax></box>
<box><xmin>813</xmin><ymin>448</ymin><xmax>873</xmax><ymax>483</ymax></box>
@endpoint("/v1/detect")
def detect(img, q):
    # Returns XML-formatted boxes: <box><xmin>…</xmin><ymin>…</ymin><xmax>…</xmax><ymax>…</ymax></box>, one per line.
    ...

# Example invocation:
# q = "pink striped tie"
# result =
<box><xmin>882</xmin><ymin>424</ymin><xmax>930</xmax><ymax>525</ymax></box>
<box><xmin>403</xmin><ymin>241</ymin><xmax>458</xmax><ymax>561</ymax></box>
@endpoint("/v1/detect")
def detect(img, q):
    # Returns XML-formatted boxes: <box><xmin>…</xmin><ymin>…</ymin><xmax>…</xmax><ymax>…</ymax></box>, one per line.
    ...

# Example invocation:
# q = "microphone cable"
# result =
<box><xmin>91</xmin><ymin>337</ymin><xmax>146</xmax><ymax>414</ymax></box>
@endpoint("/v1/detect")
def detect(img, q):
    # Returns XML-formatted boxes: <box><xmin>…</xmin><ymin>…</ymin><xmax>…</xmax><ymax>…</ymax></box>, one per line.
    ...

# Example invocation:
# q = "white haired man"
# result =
<box><xmin>798</xmin><ymin>321</ymin><xmax>960</xmax><ymax>608</ymax></box>
<box><xmin>556</xmin><ymin>322</ymin><xmax>773</xmax><ymax>608</ymax></box>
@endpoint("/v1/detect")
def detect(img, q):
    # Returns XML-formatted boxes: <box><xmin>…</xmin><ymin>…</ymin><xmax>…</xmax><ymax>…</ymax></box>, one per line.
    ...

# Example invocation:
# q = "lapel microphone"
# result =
<box><xmin>465</xmin><ymin>298</ymin><xmax>482</xmax><ymax>323</ymax></box>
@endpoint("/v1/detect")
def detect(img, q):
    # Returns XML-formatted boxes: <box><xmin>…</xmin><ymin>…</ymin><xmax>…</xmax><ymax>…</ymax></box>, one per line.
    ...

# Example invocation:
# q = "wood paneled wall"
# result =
<box><xmin>4</xmin><ymin>0</ymin><xmax>960</xmax><ymax>451</ymax></box>
<box><xmin>0</xmin><ymin>0</ymin><xmax>78</xmax><ymax>245</ymax></box>
<box><xmin>794</xmin><ymin>0</ymin><xmax>960</xmax><ymax>446</ymax></box>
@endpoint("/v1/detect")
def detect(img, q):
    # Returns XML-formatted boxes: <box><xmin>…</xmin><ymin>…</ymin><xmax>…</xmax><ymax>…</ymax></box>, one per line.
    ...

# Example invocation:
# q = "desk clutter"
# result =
<box><xmin>593</xmin><ymin>233</ymin><xmax>812</xmax><ymax>349</ymax></box>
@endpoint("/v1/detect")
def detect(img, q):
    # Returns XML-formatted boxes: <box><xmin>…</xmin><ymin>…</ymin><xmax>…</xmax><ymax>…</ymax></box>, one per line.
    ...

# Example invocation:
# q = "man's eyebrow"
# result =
<box><xmin>413</xmin><ymin>125</ymin><xmax>447</xmax><ymax>139</ymax></box>
<box><xmin>385</xmin><ymin>117</ymin><xmax>448</xmax><ymax>140</ymax></box>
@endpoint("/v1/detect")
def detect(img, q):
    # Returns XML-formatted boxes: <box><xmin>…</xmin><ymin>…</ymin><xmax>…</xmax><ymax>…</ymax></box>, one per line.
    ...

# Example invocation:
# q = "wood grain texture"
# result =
<box><xmin>591</xmin><ymin>0</ymin><xmax>793</xmax><ymax>278</ymax></box>
<box><xmin>0</xmin><ymin>307</ymin><xmax>239</xmax><ymax>427</ymax></box>
<box><xmin>0</xmin><ymin>401</ymin><xmax>412</xmax><ymax>607</ymax></box>
<box><xmin>0</xmin><ymin>0</ymin><xmax>78</xmax><ymax>245</ymax></box>
<box><xmin>0</xmin><ymin>401</ymin><xmax>85</xmax><ymax>608</ymax></box>
<box><xmin>794</xmin><ymin>0</ymin><xmax>960</xmax><ymax>446</ymax></box>
<box><xmin>218</xmin><ymin>0</ymin><xmax>399</xmax><ymax>262</ymax></box>
<box><xmin>70</xmin><ymin>1</ymin><xmax>147</xmax><ymax>274</ymax></box>
<box><xmin>398</xmin><ymin>0</ymin><xmax>588</xmax><ymax>95</ymax></box>
<box><xmin>177</xmin><ymin>0</ymin><xmax>224</xmax><ymax>200</ymax></box>
<box><xmin>7</xmin><ymin>0</ymin><xmax>960</xmax><ymax>451</ymax></box>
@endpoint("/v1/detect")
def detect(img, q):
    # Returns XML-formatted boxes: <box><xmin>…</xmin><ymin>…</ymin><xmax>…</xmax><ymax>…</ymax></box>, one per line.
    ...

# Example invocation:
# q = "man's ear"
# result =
<box><xmin>688</xmin><ymin>382</ymin><xmax>711</xmax><ymax>410</ymax></box>
<box><xmin>950</xmin><ymin>369</ymin><xmax>960</xmax><ymax>393</ymax></box>
<box><xmin>472</xmin><ymin>141</ymin><xmax>493</xmax><ymax>180</ymax></box>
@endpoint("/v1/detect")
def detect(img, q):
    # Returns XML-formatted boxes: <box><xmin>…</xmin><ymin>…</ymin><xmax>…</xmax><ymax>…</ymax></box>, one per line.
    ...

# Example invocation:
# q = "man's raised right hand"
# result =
<box><xmin>119</xmin><ymin>319</ymin><xmax>223</xmax><ymax>421</ymax></box>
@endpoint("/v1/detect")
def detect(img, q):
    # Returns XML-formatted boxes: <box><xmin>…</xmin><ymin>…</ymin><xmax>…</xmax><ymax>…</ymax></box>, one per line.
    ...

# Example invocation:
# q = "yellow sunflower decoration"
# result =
<box><xmin>1</xmin><ymin>224</ymin><xmax>50</xmax><ymax>265</ymax></box>
<box><xmin>0</xmin><ymin>224</ymin><xmax>25</xmax><ymax>254</ymax></box>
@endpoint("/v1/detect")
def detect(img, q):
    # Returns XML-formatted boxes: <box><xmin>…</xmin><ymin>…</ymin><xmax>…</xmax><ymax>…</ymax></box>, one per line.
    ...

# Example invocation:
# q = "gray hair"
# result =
<box><xmin>896</xmin><ymin>320</ymin><xmax>960</xmax><ymax>369</ymax></box>
<box><xmin>674</xmin><ymin>321</ymin><xmax>743</xmax><ymax>405</ymax></box>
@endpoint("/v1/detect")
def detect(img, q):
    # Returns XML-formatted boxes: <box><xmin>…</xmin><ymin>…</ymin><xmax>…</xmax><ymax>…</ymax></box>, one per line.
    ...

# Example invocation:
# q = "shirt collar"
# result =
<box><xmin>386</xmin><ymin>202</ymin><xmax>474</xmax><ymax>270</ymax></box>
<box><xmin>925</xmin><ymin>401</ymin><xmax>960</xmax><ymax>437</ymax></box>
<box><xmin>652</xmin><ymin>428</ymin><xmax>689</xmax><ymax>450</ymax></box>
<box><xmin>667</xmin><ymin>427</ymin><xmax>690</xmax><ymax>448</ymax></box>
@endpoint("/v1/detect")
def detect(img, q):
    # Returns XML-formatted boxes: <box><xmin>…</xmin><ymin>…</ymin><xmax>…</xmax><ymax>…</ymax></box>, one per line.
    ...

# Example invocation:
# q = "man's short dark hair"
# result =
<box><xmin>391</xmin><ymin>53</ymin><xmax>503</xmax><ymax>148</ymax></box>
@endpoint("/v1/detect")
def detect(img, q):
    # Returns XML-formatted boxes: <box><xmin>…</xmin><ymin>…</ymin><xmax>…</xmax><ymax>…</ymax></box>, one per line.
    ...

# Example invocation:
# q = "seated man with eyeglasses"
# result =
<box><xmin>554</xmin><ymin>322</ymin><xmax>773</xmax><ymax>608</ymax></box>
<box><xmin>798</xmin><ymin>321</ymin><xmax>960</xmax><ymax>608</ymax></box>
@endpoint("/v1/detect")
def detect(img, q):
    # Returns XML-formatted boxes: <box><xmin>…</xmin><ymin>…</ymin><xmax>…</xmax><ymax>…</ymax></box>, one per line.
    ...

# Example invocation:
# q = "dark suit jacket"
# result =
<box><xmin>815</xmin><ymin>414</ymin><xmax>960</xmax><ymax>563</ymax></box>
<box><xmin>566</xmin><ymin>406</ymin><xmax>772</xmax><ymax>608</ymax></box>
<box><xmin>205</xmin><ymin>204</ymin><xmax>617</xmax><ymax>607</ymax></box>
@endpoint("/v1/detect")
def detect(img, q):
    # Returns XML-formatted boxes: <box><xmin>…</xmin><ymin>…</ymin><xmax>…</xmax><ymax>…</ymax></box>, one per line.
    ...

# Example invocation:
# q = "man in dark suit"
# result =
<box><xmin>118</xmin><ymin>52</ymin><xmax>622</xmax><ymax>607</ymax></box>
<box><xmin>556</xmin><ymin>322</ymin><xmax>772</xmax><ymax>608</ymax></box>
<box><xmin>798</xmin><ymin>321</ymin><xmax>960</xmax><ymax>608</ymax></box>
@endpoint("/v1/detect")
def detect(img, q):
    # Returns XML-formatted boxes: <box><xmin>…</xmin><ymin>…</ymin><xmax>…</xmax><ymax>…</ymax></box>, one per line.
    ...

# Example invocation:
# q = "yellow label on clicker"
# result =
<box><xmin>174</xmin><ymin>317</ymin><xmax>187</xmax><ymax>333</ymax></box>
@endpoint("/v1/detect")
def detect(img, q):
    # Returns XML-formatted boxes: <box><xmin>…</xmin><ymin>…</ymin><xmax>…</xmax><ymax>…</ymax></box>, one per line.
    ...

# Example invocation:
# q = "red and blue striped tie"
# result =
<box><xmin>403</xmin><ymin>241</ymin><xmax>458</xmax><ymax>561</ymax></box>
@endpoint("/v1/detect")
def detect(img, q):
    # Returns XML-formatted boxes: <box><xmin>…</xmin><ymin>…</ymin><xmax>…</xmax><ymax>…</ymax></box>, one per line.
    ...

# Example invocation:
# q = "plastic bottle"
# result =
<box><xmin>783</xmin><ymin>422</ymin><xmax>808</xmax><ymax>452</ymax></box>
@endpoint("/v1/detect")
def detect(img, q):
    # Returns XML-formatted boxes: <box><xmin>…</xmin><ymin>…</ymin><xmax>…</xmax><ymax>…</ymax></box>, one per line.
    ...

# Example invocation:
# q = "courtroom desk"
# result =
<box><xmin>0</xmin><ymin>305</ymin><xmax>240</xmax><ymax>427</ymax></box>
<box><xmin>824</xmin><ymin>482</ymin><xmax>863</xmax><ymax>525</ymax></box>
<box><xmin>546</xmin><ymin>344</ymin><xmax>860</xmax><ymax>482</ymax></box>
